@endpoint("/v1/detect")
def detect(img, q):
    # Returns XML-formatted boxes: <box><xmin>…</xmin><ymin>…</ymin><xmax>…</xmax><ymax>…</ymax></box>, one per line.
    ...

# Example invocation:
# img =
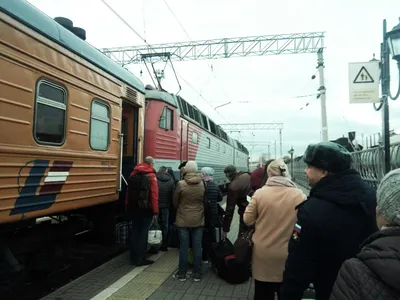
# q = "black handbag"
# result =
<box><xmin>233</xmin><ymin>226</ymin><xmax>255</xmax><ymax>265</ymax></box>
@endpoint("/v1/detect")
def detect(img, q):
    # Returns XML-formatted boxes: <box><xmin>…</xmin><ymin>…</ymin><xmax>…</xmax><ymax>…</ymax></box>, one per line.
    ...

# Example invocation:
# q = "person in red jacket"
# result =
<box><xmin>125</xmin><ymin>156</ymin><xmax>159</xmax><ymax>266</ymax></box>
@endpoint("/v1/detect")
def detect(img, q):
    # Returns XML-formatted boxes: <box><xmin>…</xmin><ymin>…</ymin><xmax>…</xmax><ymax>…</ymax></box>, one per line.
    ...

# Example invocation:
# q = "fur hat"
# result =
<box><xmin>184</xmin><ymin>161</ymin><xmax>198</xmax><ymax>173</ymax></box>
<box><xmin>303</xmin><ymin>142</ymin><xmax>352</xmax><ymax>173</ymax></box>
<box><xmin>377</xmin><ymin>168</ymin><xmax>400</xmax><ymax>226</ymax></box>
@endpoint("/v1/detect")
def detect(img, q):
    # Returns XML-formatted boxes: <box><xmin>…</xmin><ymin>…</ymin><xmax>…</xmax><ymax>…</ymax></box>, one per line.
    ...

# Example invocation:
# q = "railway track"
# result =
<box><xmin>1</xmin><ymin>229</ymin><xmax>127</xmax><ymax>300</ymax></box>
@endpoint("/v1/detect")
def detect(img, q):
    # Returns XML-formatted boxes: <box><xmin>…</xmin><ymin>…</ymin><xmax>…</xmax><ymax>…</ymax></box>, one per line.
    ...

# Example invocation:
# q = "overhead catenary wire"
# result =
<box><xmin>163</xmin><ymin>0</ymin><xmax>192</xmax><ymax>41</ymax></box>
<box><xmin>100</xmin><ymin>0</ymin><xmax>150</xmax><ymax>46</ymax></box>
<box><xmin>142</xmin><ymin>0</ymin><xmax>147</xmax><ymax>42</ymax></box>
<box><xmin>176</xmin><ymin>72</ymin><xmax>230</xmax><ymax>124</ymax></box>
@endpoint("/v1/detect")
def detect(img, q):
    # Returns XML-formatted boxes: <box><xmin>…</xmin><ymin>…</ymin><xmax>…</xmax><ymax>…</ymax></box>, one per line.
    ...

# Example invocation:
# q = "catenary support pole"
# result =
<box><xmin>317</xmin><ymin>48</ymin><xmax>329</xmax><ymax>142</ymax></box>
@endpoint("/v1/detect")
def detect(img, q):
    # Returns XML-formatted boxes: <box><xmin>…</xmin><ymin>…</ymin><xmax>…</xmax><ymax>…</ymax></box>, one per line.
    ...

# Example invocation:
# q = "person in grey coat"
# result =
<box><xmin>156</xmin><ymin>166</ymin><xmax>175</xmax><ymax>251</ymax></box>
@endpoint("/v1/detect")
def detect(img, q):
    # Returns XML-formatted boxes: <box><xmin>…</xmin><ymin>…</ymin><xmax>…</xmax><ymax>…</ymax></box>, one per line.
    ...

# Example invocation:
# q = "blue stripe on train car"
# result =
<box><xmin>10</xmin><ymin>160</ymin><xmax>49</xmax><ymax>215</ymax></box>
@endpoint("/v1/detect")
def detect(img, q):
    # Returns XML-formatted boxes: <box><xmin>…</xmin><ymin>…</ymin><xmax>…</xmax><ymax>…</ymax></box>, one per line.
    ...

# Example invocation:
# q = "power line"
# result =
<box><xmin>142</xmin><ymin>0</ymin><xmax>147</xmax><ymax>42</ymax></box>
<box><xmin>100</xmin><ymin>0</ymin><xmax>149</xmax><ymax>45</ymax></box>
<box><xmin>163</xmin><ymin>0</ymin><xmax>192</xmax><ymax>41</ymax></box>
<box><xmin>176</xmin><ymin>72</ymin><xmax>230</xmax><ymax>123</ymax></box>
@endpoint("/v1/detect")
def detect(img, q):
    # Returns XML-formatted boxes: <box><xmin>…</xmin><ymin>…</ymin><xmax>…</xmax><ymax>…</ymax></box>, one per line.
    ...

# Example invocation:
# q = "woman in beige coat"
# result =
<box><xmin>244</xmin><ymin>159</ymin><xmax>306</xmax><ymax>300</ymax></box>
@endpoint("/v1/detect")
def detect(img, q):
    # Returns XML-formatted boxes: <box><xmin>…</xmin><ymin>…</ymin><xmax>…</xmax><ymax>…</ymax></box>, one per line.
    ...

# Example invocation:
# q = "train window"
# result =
<box><xmin>159</xmin><ymin>107</ymin><xmax>173</xmax><ymax>130</ymax></box>
<box><xmin>187</xmin><ymin>105</ymin><xmax>195</xmax><ymax>119</ymax></box>
<box><xmin>181</xmin><ymin>99</ymin><xmax>189</xmax><ymax>116</ymax></box>
<box><xmin>209</xmin><ymin>120</ymin><xmax>217</xmax><ymax>135</ymax></box>
<box><xmin>193</xmin><ymin>108</ymin><xmax>201</xmax><ymax>123</ymax></box>
<box><xmin>201</xmin><ymin>114</ymin><xmax>209</xmax><ymax>130</ymax></box>
<box><xmin>90</xmin><ymin>100</ymin><xmax>110</xmax><ymax>151</ymax></box>
<box><xmin>192</xmin><ymin>132</ymin><xmax>198</xmax><ymax>144</ymax></box>
<box><xmin>206</xmin><ymin>137</ymin><xmax>211</xmax><ymax>148</ymax></box>
<box><xmin>34</xmin><ymin>80</ymin><xmax>67</xmax><ymax>145</ymax></box>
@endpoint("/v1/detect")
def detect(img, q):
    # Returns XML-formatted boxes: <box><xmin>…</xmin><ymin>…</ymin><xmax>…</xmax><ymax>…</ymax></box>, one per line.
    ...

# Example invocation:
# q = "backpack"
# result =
<box><xmin>127</xmin><ymin>172</ymin><xmax>152</xmax><ymax>213</ymax></box>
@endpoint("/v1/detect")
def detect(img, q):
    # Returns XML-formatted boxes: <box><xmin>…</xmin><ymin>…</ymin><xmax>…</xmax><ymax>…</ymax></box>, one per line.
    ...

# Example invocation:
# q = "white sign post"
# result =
<box><xmin>348</xmin><ymin>61</ymin><xmax>380</xmax><ymax>103</ymax></box>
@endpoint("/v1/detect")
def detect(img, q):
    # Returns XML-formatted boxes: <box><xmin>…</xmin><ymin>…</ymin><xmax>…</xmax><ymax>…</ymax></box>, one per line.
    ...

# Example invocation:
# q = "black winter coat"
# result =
<box><xmin>330</xmin><ymin>227</ymin><xmax>400</xmax><ymax>300</ymax></box>
<box><xmin>204</xmin><ymin>180</ymin><xmax>223</xmax><ymax>227</ymax></box>
<box><xmin>156</xmin><ymin>172</ymin><xmax>175</xmax><ymax>209</ymax></box>
<box><xmin>280</xmin><ymin>169</ymin><xmax>378</xmax><ymax>300</ymax></box>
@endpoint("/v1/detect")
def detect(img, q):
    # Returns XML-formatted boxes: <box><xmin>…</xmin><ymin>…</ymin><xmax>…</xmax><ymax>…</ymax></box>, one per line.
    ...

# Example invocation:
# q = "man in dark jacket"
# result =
<box><xmin>222</xmin><ymin>165</ymin><xmax>252</xmax><ymax>239</ymax></box>
<box><xmin>330</xmin><ymin>168</ymin><xmax>400</xmax><ymax>300</ymax></box>
<box><xmin>125</xmin><ymin>156</ymin><xmax>159</xmax><ymax>266</ymax></box>
<box><xmin>280</xmin><ymin>142</ymin><xmax>377</xmax><ymax>300</ymax></box>
<box><xmin>156</xmin><ymin>166</ymin><xmax>175</xmax><ymax>251</ymax></box>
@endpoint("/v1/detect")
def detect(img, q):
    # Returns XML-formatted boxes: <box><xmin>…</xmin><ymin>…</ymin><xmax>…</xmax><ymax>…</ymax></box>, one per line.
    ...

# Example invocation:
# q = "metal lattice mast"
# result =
<box><xmin>100</xmin><ymin>32</ymin><xmax>325</xmax><ymax>65</ymax></box>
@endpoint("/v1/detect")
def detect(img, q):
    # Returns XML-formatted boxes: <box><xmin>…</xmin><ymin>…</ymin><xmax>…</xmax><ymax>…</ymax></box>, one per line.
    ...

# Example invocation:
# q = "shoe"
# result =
<box><xmin>173</xmin><ymin>273</ymin><xmax>187</xmax><ymax>282</ymax></box>
<box><xmin>136</xmin><ymin>259</ymin><xmax>154</xmax><ymax>266</ymax></box>
<box><xmin>160</xmin><ymin>246</ymin><xmax>168</xmax><ymax>252</ymax></box>
<box><xmin>193</xmin><ymin>273</ymin><xmax>202</xmax><ymax>282</ymax></box>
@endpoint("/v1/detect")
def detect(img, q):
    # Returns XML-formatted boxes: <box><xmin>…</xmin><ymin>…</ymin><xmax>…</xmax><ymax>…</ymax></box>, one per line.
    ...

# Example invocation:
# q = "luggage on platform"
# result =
<box><xmin>209</xmin><ymin>238</ymin><xmax>250</xmax><ymax>284</ymax></box>
<box><xmin>115</xmin><ymin>221</ymin><xmax>131</xmax><ymax>245</ymax></box>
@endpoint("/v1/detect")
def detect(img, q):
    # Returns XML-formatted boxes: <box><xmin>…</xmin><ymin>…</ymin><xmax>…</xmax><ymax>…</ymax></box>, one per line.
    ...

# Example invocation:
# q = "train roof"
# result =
<box><xmin>145</xmin><ymin>89</ymin><xmax>178</xmax><ymax>107</ymax></box>
<box><xmin>0</xmin><ymin>0</ymin><xmax>145</xmax><ymax>94</ymax></box>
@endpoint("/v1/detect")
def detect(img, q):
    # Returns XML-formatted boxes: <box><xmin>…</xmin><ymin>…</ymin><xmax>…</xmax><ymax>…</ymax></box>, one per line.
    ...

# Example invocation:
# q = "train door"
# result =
<box><xmin>180</xmin><ymin>119</ymin><xmax>188</xmax><ymax>162</ymax></box>
<box><xmin>119</xmin><ymin>102</ymin><xmax>139</xmax><ymax>204</ymax></box>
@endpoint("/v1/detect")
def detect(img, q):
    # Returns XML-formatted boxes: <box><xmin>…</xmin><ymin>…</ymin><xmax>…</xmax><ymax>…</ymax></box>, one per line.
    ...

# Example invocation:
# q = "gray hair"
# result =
<box><xmin>144</xmin><ymin>156</ymin><xmax>154</xmax><ymax>166</ymax></box>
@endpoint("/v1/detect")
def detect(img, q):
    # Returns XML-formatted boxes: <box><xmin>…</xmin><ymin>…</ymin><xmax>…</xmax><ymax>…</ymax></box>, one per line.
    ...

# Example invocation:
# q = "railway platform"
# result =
<box><xmin>41</xmin><ymin>184</ymin><xmax>309</xmax><ymax>300</ymax></box>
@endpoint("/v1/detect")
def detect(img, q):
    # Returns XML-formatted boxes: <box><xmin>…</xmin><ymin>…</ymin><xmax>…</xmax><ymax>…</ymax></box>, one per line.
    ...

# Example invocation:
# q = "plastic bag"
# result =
<box><xmin>148</xmin><ymin>216</ymin><xmax>162</xmax><ymax>246</ymax></box>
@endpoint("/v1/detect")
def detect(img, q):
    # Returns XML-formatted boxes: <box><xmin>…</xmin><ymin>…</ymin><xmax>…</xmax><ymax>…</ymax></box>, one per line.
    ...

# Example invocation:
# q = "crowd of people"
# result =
<box><xmin>124</xmin><ymin>141</ymin><xmax>400</xmax><ymax>300</ymax></box>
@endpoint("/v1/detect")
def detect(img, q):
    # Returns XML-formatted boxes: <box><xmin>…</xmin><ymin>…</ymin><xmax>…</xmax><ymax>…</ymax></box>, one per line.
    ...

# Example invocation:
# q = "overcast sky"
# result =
<box><xmin>27</xmin><ymin>0</ymin><xmax>400</xmax><ymax>159</ymax></box>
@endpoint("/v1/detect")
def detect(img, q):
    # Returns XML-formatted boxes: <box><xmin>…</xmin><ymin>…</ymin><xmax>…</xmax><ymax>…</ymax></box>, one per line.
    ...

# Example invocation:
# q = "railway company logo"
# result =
<box><xmin>10</xmin><ymin>160</ymin><xmax>73</xmax><ymax>216</ymax></box>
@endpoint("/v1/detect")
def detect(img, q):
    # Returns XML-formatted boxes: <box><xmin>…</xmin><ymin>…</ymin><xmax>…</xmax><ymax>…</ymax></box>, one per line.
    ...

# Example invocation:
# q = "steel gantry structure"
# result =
<box><xmin>101</xmin><ymin>32</ymin><xmax>329</xmax><ymax>146</ymax></box>
<box><xmin>219</xmin><ymin>123</ymin><xmax>283</xmax><ymax>157</ymax></box>
<box><xmin>100</xmin><ymin>32</ymin><xmax>325</xmax><ymax>65</ymax></box>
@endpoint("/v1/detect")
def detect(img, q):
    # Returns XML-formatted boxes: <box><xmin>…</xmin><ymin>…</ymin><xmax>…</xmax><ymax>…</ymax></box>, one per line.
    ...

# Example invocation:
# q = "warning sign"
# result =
<box><xmin>348</xmin><ymin>61</ymin><xmax>380</xmax><ymax>104</ymax></box>
<box><xmin>353</xmin><ymin>66</ymin><xmax>374</xmax><ymax>84</ymax></box>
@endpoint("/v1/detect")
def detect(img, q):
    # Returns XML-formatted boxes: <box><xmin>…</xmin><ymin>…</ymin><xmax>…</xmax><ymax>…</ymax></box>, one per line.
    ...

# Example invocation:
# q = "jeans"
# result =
<box><xmin>159</xmin><ymin>208</ymin><xmax>169</xmax><ymax>247</ymax></box>
<box><xmin>130</xmin><ymin>215</ymin><xmax>153</xmax><ymax>265</ymax></box>
<box><xmin>178</xmin><ymin>227</ymin><xmax>204</xmax><ymax>275</ymax></box>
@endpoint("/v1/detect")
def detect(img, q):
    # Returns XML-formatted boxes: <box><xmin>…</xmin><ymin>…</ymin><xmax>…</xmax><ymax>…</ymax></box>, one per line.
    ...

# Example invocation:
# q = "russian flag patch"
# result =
<box><xmin>293</xmin><ymin>223</ymin><xmax>302</xmax><ymax>233</ymax></box>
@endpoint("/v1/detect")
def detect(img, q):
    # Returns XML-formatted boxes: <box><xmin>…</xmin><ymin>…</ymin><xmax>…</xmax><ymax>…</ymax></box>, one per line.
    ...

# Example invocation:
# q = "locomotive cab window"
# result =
<box><xmin>159</xmin><ymin>107</ymin><xmax>173</xmax><ymax>130</ymax></box>
<box><xmin>192</xmin><ymin>132</ymin><xmax>198</xmax><ymax>144</ymax></box>
<box><xmin>90</xmin><ymin>100</ymin><xmax>110</xmax><ymax>151</ymax></box>
<box><xmin>34</xmin><ymin>80</ymin><xmax>67</xmax><ymax>145</ymax></box>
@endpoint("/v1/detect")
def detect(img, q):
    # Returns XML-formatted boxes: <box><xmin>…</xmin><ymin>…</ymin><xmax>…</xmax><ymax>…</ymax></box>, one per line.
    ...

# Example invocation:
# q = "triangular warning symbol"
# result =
<box><xmin>353</xmin><ymin>66</ymin><xmax>374</xmax><ymax>84</ymax></box>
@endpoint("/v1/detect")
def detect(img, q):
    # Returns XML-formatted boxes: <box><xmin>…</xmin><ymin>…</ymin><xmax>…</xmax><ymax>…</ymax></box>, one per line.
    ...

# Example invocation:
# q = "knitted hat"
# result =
<box><xmin>201</xmin><ymin>167</ymin><xmax>215</xmax><ymax>181</ymax></box>
<box><xmin>377</xmin><ymin>168</ymin><xmax>400</xmax><ymax>226</ymax></box>
<box><xmin>184</xmin><ymin>160</ymin><xmax>198</xmax><ymax>173</ymax></box>
<box><xmin>267</xmin><ymin>159</ymin><xmax>290</xmax><ymax>178</ymax></box>
<box><xmin>201</xmin><ymin>167</ymin><xmax>215</xmax><ymax>177</ymax></box>
<box><xmin>303</xmin><ymin>142</ymin><xmax>352</xmax><ymax>173</ymax></box>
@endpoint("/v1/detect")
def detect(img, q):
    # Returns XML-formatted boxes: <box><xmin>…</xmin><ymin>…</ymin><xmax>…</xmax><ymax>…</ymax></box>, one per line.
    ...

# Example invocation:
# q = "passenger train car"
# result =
<box><xmin>144</xmin><ymin>87</ymin><xmax>250</xmax><ymax>189</ymax></box>
<box><xmin>0</xmin><ymin>1</ymin><xmax>145</xmax><ymax>228</ymax></box>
